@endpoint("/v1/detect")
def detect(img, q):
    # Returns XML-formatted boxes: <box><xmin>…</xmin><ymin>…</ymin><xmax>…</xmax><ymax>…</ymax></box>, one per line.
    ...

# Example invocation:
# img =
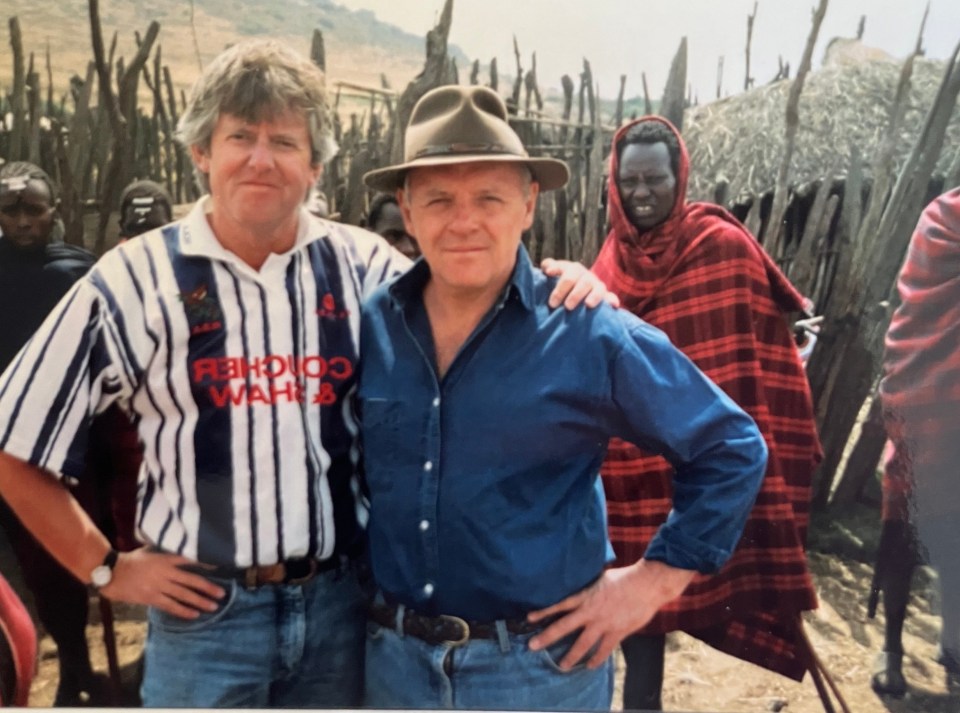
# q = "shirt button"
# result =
<box><xmin>423</xmin><ymin>582</ymin><xmax>435</xmax><ymax>597</ymax></box>
<box><xmin>419</xmin><ymin>519</ymin><xmax>430</xmax><ymax>532</ymax></box>
<box><xmin>424</xmin><ymin>461</ymin><xmax>433</xmax><ymax>472</ymax></box>
<box><xmin>432</xmin><ymin>397</ymin><xmax>440</xmax><ymax>408</ymax></box>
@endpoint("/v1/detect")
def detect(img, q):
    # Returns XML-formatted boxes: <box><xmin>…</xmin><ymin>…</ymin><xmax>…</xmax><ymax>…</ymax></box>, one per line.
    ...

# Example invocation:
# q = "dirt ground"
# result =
<box><xmin>23</xmin><ymin>510</ymin><xmax>960</xmax><ymax>711</ymax></box>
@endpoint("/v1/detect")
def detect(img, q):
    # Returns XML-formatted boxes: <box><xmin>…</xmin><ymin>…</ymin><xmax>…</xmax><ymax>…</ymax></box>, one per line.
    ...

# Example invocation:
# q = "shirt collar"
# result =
<box><xmin>388</xmin><ymin>244</ymin><xmax>536</xmax><ymax>312</ymax></box>
<box><xmin>178</xmin><ymin>196</ymin><xmax>328</xmax><ymax>264</ymax></box>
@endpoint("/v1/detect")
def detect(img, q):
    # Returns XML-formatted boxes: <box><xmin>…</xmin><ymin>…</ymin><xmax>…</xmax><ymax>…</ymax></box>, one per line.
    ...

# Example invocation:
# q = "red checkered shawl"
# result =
<box><xmin>592</xmin><ymin>117</ymin><xmax>822</xmax><ymax>680</ymax></box>
<box><xmin>880</xmin><ymin>188</ymin><xmax>960</xmax><ymax>523</ymax></box>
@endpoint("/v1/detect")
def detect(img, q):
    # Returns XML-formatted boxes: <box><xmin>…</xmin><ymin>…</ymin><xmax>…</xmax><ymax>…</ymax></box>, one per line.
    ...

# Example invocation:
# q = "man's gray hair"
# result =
<box><xmin>177</xmin><ymin>39</ymin><xmax>338</xmax><ymax>175</ymax></box>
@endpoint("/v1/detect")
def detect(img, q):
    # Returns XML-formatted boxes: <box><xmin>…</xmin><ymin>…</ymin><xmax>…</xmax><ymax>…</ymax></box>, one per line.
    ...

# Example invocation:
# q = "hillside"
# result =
<box><xmin>0</xmin><ymin>0</ymin><xmax>469</xmax><ymax>101</ymax></box>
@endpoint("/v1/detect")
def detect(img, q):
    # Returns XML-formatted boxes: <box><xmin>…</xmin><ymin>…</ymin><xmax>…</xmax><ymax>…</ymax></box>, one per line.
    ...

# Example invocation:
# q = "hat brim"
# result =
<box><xmin>363</xmin><ymin>154</ymin><xmax>570</xmax><ymax>193</ymax></box>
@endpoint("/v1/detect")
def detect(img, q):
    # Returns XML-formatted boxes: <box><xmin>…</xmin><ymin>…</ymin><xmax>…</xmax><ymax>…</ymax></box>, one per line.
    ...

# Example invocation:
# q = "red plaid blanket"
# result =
<box><xmin>593</xmin><ymin>116</ymin><xmax>822</xmax><ymax>680</ymax></box>
<box><xmin>880</xmin><ymin>187</ymin><xmax>960</xmax><ymax>522</ymax></box>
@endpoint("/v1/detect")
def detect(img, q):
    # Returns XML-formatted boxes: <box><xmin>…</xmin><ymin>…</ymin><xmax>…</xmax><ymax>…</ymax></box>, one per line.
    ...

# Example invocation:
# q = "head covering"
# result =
<box><xmin>118</xmin><ymin>180</ymin><xmax>173</xmax><ymax>238</ymax></box>
<box><xmin>596</xmin><ymin>115</ymin><xmax>805</xmax><ymax>315</ymax></box>
<box><xmin>363</xmin><ymin>85</ymin><xmax>569</xmax><ymax>192</ymax></box>
<box><xmin>606</xmin><ymin>116</ymin><xmax>690</xmax><ymax>260</ymax></box>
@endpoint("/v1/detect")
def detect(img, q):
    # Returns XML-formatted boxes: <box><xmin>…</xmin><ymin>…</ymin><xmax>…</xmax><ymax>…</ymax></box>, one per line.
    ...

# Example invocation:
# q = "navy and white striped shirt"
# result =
<box><xmin>0</xmin><ymin>199</ymin><xmax>408</xmax><ymax>568</ymax></box>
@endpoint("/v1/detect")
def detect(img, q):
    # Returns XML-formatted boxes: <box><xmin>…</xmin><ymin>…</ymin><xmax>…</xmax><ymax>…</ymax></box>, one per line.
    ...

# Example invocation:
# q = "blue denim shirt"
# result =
<box><xmin>358</xmin><ymin>247</ymin><xmax>767</xmax><ymax>621</ymax></box>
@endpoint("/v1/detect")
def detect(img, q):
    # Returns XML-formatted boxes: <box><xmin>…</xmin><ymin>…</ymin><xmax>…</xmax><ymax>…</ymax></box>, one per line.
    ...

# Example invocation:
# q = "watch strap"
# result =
<box><xmin>101</xmin><ymin>548</ymin><xmax>119</xmax><ymax>570</ymax></box>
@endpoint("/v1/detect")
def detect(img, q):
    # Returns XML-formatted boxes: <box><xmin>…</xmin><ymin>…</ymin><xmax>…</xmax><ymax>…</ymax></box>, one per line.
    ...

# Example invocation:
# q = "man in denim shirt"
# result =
<box><xmin>358</xmin><ymin>85</ymin><xmax>769</xmax><ymax>711</ymax></box>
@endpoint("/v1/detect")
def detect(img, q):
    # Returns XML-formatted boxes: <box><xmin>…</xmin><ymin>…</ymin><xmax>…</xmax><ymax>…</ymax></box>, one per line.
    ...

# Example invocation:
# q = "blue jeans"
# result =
<box><xmin>365</xmin><ymin>614</ymin><xmax>613</xmax><ymax>710</ymax></box>
<box><xmin>141</xmin><ymin>565</ymin><xmax>365</xmax><ymax>707</ymax></box>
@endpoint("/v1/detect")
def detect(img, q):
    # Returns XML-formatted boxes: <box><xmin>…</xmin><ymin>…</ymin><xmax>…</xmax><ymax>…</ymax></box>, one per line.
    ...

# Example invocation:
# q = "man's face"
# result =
<box><xmin>190</xmin><ymin>111</ymin><xmax>321</xmax><ymax>237</ymax></box>
<box><xmin>372</xmin><ymin>201</ymin><xmax>420</xmax><ymax>260</ymax></box>
<box><xmin>617</xmin><ymin>142</ymin><xmax>677</xmax><ymax>231</ymax></box>
<box><xmin>0</xmin><ymin>178</ymin><xmax>57</xmax><ymax>250</ymax></box>
<box><xmin>399</xmin><ymin>162</ymin><xmax>538</xmax><ymax>297</ymax></box>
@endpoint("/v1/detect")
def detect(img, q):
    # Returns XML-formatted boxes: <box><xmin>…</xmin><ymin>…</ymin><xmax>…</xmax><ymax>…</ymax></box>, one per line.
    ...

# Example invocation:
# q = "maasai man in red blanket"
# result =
<box><xmin>875</xmin><ymin>187</ymin><xmax>960</xmax><ymax>695</ymax></box>
<box><xmin>592</xmin><ymin>116</ymin><xmax>822</xmax><ymax>709</ymax></box>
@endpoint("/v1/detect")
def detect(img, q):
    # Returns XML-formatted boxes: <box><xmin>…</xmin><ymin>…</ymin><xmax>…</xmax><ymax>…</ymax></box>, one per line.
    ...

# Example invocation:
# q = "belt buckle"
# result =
<box><xmin>285</xmin><ymin>558</ymin><xmax>319</xmax><ymax>586</ymax></box>
<box><xmin>439</xmin><ymin>614</ymin><xmax>470</xmax><ymax>647</ymax></box>
<box><xmin>244</xmin><ymin>564</ymin><xmax>284</xmax><ymax>589</ymax></box>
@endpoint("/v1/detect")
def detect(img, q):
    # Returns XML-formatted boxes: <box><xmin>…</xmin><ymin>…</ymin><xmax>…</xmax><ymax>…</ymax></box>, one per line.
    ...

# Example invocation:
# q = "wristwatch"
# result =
<box><xmin>90</xmin><ymin>549</ymin><xmax>119</xmax><ymax>589</ymax></box>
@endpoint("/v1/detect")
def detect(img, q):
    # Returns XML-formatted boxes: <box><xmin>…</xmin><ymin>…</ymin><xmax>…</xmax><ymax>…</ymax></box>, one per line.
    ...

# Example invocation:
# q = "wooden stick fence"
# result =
<box><xmin>3</xmin><ymin>1</ymin><xmax>958</xmax><ymax>514</ymax></box>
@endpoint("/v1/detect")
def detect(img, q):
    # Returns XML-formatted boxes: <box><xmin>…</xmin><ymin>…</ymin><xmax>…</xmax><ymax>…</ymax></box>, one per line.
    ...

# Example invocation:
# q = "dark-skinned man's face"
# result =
<box><xmin>0</xmin><ymin>178</ymin><xmax>57</xmax><ymax>250</ymax></box>
<box><xmin>617</xmin><ymin>142</ymin><xmax>677</xmax><ymax>231</ymax></box>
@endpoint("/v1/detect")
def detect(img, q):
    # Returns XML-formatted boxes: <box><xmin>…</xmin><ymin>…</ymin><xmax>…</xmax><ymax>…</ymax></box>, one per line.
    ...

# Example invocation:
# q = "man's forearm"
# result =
<box><xmin>0</xmin><ymin>451</ymin><xmax>111</xmax><ymax>585</ymax></box>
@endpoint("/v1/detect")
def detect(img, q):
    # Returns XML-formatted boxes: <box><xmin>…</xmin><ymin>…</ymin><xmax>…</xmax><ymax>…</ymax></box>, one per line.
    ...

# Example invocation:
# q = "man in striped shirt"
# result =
<box><xmin>0</xmin><ymin>40</ymin><xmax>607</xmax><ymax>708</ymax></box>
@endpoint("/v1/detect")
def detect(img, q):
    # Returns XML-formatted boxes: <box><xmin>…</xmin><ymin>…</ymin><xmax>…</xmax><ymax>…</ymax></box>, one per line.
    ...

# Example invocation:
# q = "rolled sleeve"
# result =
<box><xmin>0</xmin><ymin>279</ymin><xmax>122</xmax><ymax>481</ymax></box>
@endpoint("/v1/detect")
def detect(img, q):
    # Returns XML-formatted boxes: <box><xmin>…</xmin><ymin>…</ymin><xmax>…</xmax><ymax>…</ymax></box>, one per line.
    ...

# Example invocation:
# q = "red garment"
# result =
<box><xmin>593</xmin><ymin>116</ymin><xmax>822</xmax><ymax>680</ymax></box>
<box><xmin>0</xmin><ymin>573</ymin><xmax>36</xmax><ymax>706</ymax></box>
<box><xmin>880</xmin><ymin>187</ymin><xmax>960</xmax><ymax>523</ymax></box>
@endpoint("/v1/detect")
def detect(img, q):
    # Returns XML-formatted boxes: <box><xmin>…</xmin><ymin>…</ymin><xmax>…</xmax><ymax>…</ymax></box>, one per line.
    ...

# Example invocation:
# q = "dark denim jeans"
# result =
<box><xmin>141</xmin><ymin>565</ymin><xmax>365</xmax><ymax>707</ymax></box>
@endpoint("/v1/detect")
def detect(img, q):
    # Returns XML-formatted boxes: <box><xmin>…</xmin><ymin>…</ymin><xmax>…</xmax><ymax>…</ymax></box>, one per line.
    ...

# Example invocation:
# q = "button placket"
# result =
<box><xmin>419</xmin><ymin>385</ymin><xmax>443</xmax><ymax>603</ymax></box>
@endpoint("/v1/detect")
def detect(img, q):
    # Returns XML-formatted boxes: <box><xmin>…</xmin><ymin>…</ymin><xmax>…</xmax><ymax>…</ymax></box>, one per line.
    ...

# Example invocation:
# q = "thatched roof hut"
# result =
<box><xmin>683</xmin><ymin>44</ymin><xmax>960</xmax><ymax>202</ymax></box>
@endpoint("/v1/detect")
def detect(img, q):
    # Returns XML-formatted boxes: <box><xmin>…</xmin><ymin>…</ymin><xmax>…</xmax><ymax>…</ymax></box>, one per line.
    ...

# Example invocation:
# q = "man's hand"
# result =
<box><xmin>541</xmin><ymin>258</ymin><xmax>620</xmax><ymax>310</ymax></box>
<box><xmin>526</xmin><ymin>559</ymin><xmax>695</xmax><ymax>670</ymax></box>
<box><xmin>100</xmin><ymin>548</ymin><xmax>225</xmax><ymax>619</ymax></box>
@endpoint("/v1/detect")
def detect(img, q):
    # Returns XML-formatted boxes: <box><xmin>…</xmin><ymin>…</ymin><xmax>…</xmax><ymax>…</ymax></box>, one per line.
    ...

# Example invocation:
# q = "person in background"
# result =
<box><xmin>875</xmin><ymin>186</ymin><xmax>960</xmax><ymax>696</ymax></box>
<box><xmin>365</xmin><ymin>192</ymin><xmax>419</xmax><ymax>260</ymax></box>
<box><xmin>78</xmin><ymin>178</ymin><xmax>177</xmax><ymax>704</ymax></box>
<box><xmin>99</xmin><ymin>178</ymin><xmax>173</xmax><ymax>556</ymax></box>
<box><xmin>593</xmin><ymin>116</ymin><xmax>822</xmax><ymax>709</ymax></box>
<box><xmin>0</xmin><ymin>161</ymin><xmax>106</xmax><ymax>706</ymax></box>
<box><xmin>117</xmin><ymin>179</ymin><xmax>173</xmax><ymax>240</ymax></box>
<box><xmin>358</xmin><ymin>85</ymin><xmax>768</xmax><ymax>711</ymax></box>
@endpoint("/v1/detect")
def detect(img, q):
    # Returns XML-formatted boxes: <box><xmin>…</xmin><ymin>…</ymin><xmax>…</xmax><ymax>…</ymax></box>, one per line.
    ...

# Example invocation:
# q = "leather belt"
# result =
<box><xmin>208</xmin><ymin>556</ymin><xmax>340</xmax><ymax>589</ymax></box>
<box><xmin>369</xmin><ymin>601</ymin><xmax>545</xmax><ymax>647</ymax></box>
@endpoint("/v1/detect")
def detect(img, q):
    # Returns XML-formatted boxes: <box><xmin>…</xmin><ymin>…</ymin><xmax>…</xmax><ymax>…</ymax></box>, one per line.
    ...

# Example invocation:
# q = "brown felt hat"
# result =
<box><xmin>363</xmin><ymin>85</ymin><xmax>569</xmax><ymax>192</ymax></box>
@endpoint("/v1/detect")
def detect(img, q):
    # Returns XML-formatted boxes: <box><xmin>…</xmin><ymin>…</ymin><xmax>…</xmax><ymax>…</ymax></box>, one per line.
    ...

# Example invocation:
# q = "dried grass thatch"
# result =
<box><xmin>683</xmin><ymin>51</ymin><xmax>960</xmax><ymax>202</ymax></box>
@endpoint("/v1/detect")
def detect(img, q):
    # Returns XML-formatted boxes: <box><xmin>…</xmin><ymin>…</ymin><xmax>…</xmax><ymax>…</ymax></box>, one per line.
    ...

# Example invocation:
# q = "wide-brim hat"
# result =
<box><xmin>363</xmin><ymin>85</ymin><xmax>569</xmax><ymax>192</ymax></box>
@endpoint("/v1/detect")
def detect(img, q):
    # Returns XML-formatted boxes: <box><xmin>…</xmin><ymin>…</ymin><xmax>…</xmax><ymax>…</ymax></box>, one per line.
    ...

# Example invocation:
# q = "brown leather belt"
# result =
<box><xmin>369</xmin><ymin>601</ymin><xmax>546</xmax><ymax>647</ymax></box>
<box><xmin>209</xmin><ymin>556</ymin><xmax>340</xmax><ymax>589</ymax></box>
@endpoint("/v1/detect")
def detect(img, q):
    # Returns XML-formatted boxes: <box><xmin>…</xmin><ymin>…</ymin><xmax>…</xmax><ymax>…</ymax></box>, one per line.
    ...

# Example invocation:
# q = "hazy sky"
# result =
<box><xmin>334</xmin><ymin>0</ymin><xmax>959</xmax><ymax>100</ymax></box>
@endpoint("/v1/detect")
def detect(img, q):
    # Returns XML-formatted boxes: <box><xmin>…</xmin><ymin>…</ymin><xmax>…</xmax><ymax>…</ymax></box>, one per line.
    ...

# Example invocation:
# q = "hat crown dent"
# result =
<box><xmin>362</xmin><ymin>84</ymin><xmax>569</xmax><ymax>192</ymax></box>
<box><xmin>404</xmin><ymin>86</ymin><xmax>527</xmax><ymax>162</ymax></box>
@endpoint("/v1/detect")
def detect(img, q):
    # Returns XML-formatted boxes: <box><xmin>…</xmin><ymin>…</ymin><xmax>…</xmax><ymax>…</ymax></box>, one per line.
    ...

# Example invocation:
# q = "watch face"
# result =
<box><xmin>91</xmin><ymin>564</ymin><xmax>112</xmax><ymax>588</ymax></box>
